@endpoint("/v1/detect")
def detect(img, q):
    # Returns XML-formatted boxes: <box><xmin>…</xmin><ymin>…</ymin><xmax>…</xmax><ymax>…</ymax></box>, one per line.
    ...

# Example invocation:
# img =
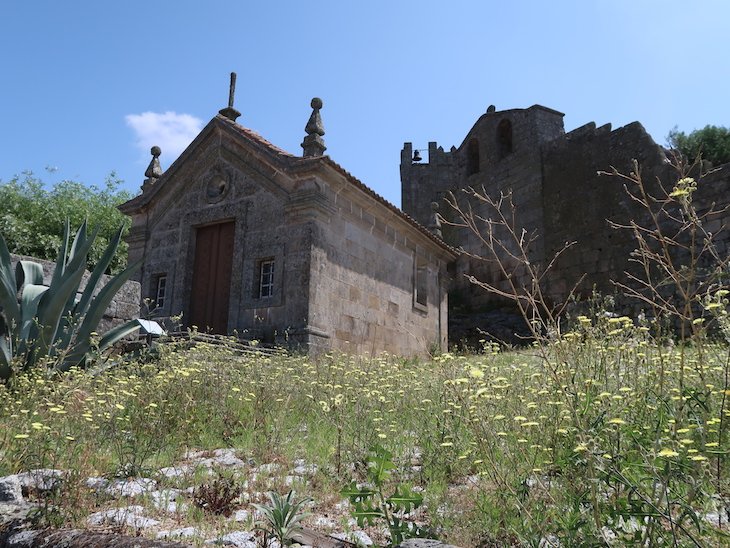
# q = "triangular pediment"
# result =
<box><xmin>119</xmin><ymin>116</ymin><xmax>320</xmax><ymax>228</ymax></box>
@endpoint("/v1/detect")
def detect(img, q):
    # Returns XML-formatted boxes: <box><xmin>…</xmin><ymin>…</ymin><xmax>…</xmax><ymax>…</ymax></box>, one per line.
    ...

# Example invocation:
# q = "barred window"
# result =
<box><xmin>154</xmin><ymin>275</ymin><xmax>167</xmax><ymax>309</ymax></box>
<box><xmin>258</xmin><ymin>259</ymin><xmax>275</xmax><ymax>299</ymax></box>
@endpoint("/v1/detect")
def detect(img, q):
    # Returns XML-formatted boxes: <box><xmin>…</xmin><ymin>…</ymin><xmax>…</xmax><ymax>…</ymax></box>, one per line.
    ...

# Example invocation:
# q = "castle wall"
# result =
<box><xmin>401</xmin><ymin>105</ymin><xmax>564</xmax><ymax>311</ymax></box>
<box><xmin>542</xmin><ymin>124</ymin><xmax>730</xmax><ymax>310</ymax></box>
<box><xmin>694</xmin><ymin>166</ymin><xmax>730</xmax><ymax>257</ymax></box>
<box><xmin>402</xmin><ymin>104</ymin><xmax>730</xmax><ymax>337</ymax></box>
<box><xmin>541</xmin><ymin>121</ymin><xmax>673</xmax><ymax>302</ymax></box>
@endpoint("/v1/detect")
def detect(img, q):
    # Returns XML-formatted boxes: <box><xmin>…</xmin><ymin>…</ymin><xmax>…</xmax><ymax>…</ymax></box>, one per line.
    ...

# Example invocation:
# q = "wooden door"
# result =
<box><xmin>189</xmin><ymin>221</ymin><xmax>235</xmax><ymax>334</ymax></box>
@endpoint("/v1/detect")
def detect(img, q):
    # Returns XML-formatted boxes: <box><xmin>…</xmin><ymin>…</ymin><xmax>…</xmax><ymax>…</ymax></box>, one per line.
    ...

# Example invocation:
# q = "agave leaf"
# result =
<box><xmin>49</xmin><ymin>219</ymin><xmax>72</xmax><ymax>288</ymax></box>
<box><xmin>1</xmin><ymin>220</ymin><xmax>138</xmax><ymax>379</ymax></box>
<box><xmin>57</xmin><ymin>319</ymin><xmax>141</xmax><ymax>372</ymax></box>
<box><xmin>18</xmin><ymin>284</ymin><xmax>49</xmax><ymax>342</ymax></box>
<box><xmin>67</xmin><ymin>219</ymin><xmax>89</xmax><ymax>264</ymax></box>
<box><xmin>98</xmin><ymin>319</ymin><xmax>141</xmax><ymax>351</ymax></box>
<box><xmin>15</xmin><ymin>260</ymin><xmax>44</xmax><ymax>293</ymax></box>
<box><xmin>27</xmin><ymin>236</ymin><xmax>95</xmax><ymax>367</ymax></box>
<box><xmin>56</xmin><ymin>226</ymin><xmax>122</xmax><ymax>350</ymax></box>
<box><xmin>0</xmin><ymin>315</ymin><xmax>12</xmax><ymax>381</ymax></box>
<box><xmin>58</xmin><ymin>225</ymin><xmax>100</xmax><ymax>327</ymax></box>
<box><xmin>73</xmin><ymin>258</ymin><xmax>141</xmax><ymax>344</ymax></box>
<box><xmin>0</xmin><ymin>234</ymin><xmax>20</xmax><ymax>330</ymax></box>
<box><xmin>75</xmin><ymin>225</ymin><xmax>122</xmax><ymax>318</ymax></box>
<box><xmin>59</xmin><ymin>259</ymin><xmax>141</xmax><ymax>369</ymax></box>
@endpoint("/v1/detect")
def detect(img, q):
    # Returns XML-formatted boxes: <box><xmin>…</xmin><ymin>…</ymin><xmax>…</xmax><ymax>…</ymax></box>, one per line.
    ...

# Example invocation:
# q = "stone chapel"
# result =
<box><xmin>119</xmin><ymin>81</ymin><xmax>456</xmax><ymax>356</ymax></box>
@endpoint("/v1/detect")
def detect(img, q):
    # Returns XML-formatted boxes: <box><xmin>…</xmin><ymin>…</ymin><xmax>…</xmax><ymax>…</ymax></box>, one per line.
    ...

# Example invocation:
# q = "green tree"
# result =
<box><xmin>0</xmin><ymin>173</ymin><xmax>133</xmax><ymax>274</ymax></box>
<box><xmin>667</xmin><ymin>124</ymin><xmax>730</xmax><ymax>166</ymax></box>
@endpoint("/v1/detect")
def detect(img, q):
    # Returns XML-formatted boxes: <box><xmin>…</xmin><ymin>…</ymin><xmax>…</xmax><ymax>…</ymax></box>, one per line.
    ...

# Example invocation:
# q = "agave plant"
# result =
<box><xmin>0</xmin><ymin>220</ymin><xmax>141</xmax><ymax>381</ymax></box>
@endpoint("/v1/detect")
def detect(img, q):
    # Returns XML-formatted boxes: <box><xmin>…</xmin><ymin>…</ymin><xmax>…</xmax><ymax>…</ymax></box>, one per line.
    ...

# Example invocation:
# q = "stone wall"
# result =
<box><xmin>10</xmin><ymin>253</ymin><xmax>141</xmax><ymax>331</ymax></box>
<box><xmin>307</xmin><ymin>171</ymin><xmax>451</xmax><ymax>356</ymax></box>
<box><xmin>540</xmin><ymin>122</ymin><xmax>669</xmax><ymax>301</ymax></box>
<box><xmin>542</xmin><ymin>123</ymin><xmax>730</xmax><ymax>311</ymax></box>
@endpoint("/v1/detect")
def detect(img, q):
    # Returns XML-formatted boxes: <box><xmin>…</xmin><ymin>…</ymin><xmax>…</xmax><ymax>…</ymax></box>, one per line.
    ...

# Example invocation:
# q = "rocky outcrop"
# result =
<box><xmin>0</xmin><ymin>450</ymin><xmax>461</xmax><ymax>548</ymax></box>
<box><xmin>0</xmin><ymin>523</ymin><xmax>190</xmax><ymax>548</ymax></box>
<box><xmin>0</xmin><ymin>441</ymin><xmax>471</xmax><ymax>548</ymax></box>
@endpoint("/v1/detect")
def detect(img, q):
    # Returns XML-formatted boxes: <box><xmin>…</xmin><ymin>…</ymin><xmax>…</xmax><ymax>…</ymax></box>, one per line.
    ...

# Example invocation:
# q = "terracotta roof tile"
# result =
<box><xmin>217</xmin><ymin>115</ymin><xmax>297</xmax><ymax>158</ymax></box>
<box><xmin>316</xmin><ymin>156</ymin><xmax>458</xmax><ymax>256</ymax></box>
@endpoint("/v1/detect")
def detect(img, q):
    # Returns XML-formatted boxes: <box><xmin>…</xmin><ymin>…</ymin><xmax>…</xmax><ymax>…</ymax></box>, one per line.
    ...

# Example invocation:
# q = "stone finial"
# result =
<box><xmin>219</xmin><ymin>72</ymin><xmax>241</xmax><ymax>122</ymax></box>
<box><xmin>428</xmin><ymin>201</ymin><xmax>442</xmax><ymax>238</ymax></box>
<box><xmin>141</xmin><ymin>146</ymin><xmax>163</xmax><ymax>192</ymax></box>
<box><xmin>301</xmin><ymin>97</ymin><xmax>326</xmax><ymax>157</ymax></box>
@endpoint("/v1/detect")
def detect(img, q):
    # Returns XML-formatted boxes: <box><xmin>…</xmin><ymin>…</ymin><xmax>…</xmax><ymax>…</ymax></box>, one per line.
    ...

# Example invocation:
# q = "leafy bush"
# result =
<box><xmin>0</xmin><ymin>173</ymin><xmax>132</xmax><ymax>274</ymax></box>
<box><xmin>668</xmin><ymin>125</ymin><xmax>730</xmax><ymax>167</ymax></box>
<box><xmin>342</xmin><ymin>445</ymin><xmax>427</xmax><ymax>545</ymax></box>
<box><xmin>192</xmin><ymin>472</ymin><xmax>242</xmax><ymax>516</ymax></box>
<box><xmin>0</xmin><ymin>220</ymin><xmax>140</xmax><ymax>381</ymax></box>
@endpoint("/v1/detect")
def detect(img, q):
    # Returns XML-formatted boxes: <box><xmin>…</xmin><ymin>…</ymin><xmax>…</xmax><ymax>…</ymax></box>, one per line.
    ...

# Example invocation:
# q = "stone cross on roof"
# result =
<box><xmin>301</xmin><ymin>97</ymin><xmax>326</xmax><ymax>157</ymax></box>
<box><xmin>219</xmin><ymin>72</ymin><xmax>241</xmax><ymax>122</ymax></box>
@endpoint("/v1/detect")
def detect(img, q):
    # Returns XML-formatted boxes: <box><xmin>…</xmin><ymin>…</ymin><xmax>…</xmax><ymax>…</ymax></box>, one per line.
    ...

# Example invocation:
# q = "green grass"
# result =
<box><xmin>1</xmin><ymin>323</ymin><xmax>729</xmax><ymax>546</ymax></box>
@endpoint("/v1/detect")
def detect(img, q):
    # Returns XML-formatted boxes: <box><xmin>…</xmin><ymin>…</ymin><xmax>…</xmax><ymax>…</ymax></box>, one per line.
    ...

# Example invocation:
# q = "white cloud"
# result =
<box><xmin>125</xmin><ymin>111</ymin><xmax>203</xmax><ymax>163</ymax></box>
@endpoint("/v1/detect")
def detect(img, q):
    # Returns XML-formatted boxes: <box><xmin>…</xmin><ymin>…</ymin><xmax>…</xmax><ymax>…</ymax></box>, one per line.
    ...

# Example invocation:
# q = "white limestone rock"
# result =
<box><xmin>149</xmin><ymin>488</ymin><xmax>185</xmax><ymax>513</ymax></box>
<box><xmin>5</xmin><ymin>530</ymin><xmax>39</xmax><ymax>547</ymax></box>
<box><xmin>0</xmin><ymin>502</ymin><xmax>33</xmax><ymax>528</ymax></box>
<box><xmin>251</xmin><ymin>462</ymin><xmax>281</xmax><ymax>475</ymax></box>
<box><xmin>158</xmin><ymin>464</ymin><xmax>193</xmax><ymax>478</ymax></box>
<box><xmin>205</xmin><ymin>530</ymin><xmax>257</xmax><ymax>547</ymax></box>
<box><xmin>312</xmin><ymin>515</ymin><xmax>337</xmax><ymax>529</ymax></box>
<box><xmin>292</xmin><ymin>460</ymin><xmax>318</xmax><ymax>476</ymax></box>
<box><xmin>85</xmin><ymin>476</ymin><xmax>109</xmax><ymax>490</ymax></box>
<box><xmin>105</xmin><ymin>477</ymin><xmax>157</xmax><ymax>497</ymax></box>
<box><xmin>86</xmin><ymin>505</ymin><xmax>160</xmax><ymax>528</ymax></box>
<box><xmin>399</xmin><ymin>541</ymin><xmax>462</xmax><ymax>548</ymax></box>
<box><xmin>212</xmin><ymin>452</ymin><xmax>247</xmax><ymax>468</ymax></box>
<box><xmin>232</xmin><ymin>509</ymin><xmax>250</xmax><ymax>522</ymax></box>
<box><xmin>332</xmin><ymin>531</ymin><xmax>373</xmax><ymax>546</ymax></box>
<box><xmin>0</xmin><ymin>475</ymin><xmax>24</xmax><ymax>503</ymax></box>
<box><xmin>13</xmin><ymin>469</ymin><xmax>64</xmax><ymax>493</ymax></box>
<box><xmin>157</xmin><ymin>526</ymin><xmax>203</xmax><ymax>540</ymax></box>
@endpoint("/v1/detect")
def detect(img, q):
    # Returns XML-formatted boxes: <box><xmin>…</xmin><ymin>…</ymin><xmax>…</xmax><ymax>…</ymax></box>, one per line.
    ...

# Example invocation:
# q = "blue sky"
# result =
<box><xmin>1</xmin><ymin>1</ymin><xmax>728</xmax><ymax>207</ymax></box>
